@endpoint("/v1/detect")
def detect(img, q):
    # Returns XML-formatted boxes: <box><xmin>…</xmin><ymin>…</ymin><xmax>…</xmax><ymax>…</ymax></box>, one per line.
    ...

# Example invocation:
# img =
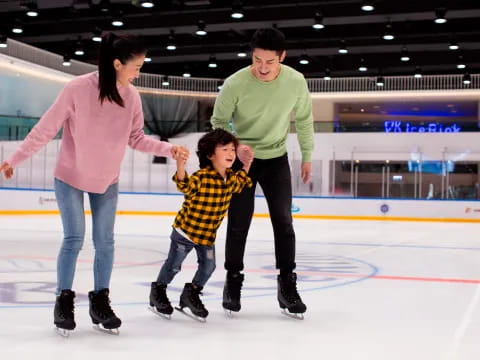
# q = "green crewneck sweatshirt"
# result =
<box><xmin>211</xmin><ymin>64</ymin><xmax>314</xmax><ymax>162</ymax></box>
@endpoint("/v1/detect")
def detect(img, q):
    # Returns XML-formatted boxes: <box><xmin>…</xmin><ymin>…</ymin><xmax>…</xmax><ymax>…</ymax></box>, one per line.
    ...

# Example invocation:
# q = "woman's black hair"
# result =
<box><xmin>197</xmin><ymin>129</ymin><xmax>239</xmax><ymax>169</ymax></box>
<box><xmin>98</xmin><ymin>32</ymin><xmax>147</xmax><ymax>107</ymax></box>
<box><xmin>250</xmin><ymin>27</ymin><xmax>286</xmax><ymax>56</ymax></box>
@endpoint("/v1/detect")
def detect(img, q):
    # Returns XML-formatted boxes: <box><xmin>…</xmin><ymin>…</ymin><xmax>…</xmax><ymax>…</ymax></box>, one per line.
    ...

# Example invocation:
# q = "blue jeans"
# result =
<box><xmin>157</xmin><ymin>228</ymin><xmax>216</xmax><ymax>288</ymax></box>
<box><xmin>54</xmin><ymin>178</ymin><xmax>118</xmax><ymax>295</ymax></box>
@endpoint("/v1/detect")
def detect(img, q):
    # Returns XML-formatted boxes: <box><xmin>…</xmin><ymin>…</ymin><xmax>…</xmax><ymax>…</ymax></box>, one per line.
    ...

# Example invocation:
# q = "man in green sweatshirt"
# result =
<box><xmin>211</xmin><ymin>27</ymin><xmax>314</xmax><ymax>318</ymax></box>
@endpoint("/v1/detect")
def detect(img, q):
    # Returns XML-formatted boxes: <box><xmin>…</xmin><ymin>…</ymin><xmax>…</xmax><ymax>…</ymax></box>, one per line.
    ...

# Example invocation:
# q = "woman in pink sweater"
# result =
<box><xmin>0</xmin><ymin>33</ymin><xmax>188</xmax><ymax>336</ymax></box>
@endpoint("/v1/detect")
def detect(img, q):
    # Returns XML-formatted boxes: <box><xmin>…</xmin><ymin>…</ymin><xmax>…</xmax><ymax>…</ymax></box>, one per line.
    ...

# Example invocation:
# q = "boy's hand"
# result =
<box><xmin>237</xmin><ymin>144</ymin><xmax>254</xmax><ymax>165</ymax></box>
<box><xmin>0</xmin><ymin>162</ymin><xmax>14</xmax><ymax>179</ymax></box>
<box><xmin>171</xmin><ymin>145</ymin><xmax>189</xmax><ymax>161</ymax></box>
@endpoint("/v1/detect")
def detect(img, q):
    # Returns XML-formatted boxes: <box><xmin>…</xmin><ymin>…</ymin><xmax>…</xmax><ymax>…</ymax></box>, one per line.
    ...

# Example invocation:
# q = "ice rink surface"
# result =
<box><xmin>1</xmin><ymin>214</ymin><xmax>479</xmax><ymax>360</ymax></box>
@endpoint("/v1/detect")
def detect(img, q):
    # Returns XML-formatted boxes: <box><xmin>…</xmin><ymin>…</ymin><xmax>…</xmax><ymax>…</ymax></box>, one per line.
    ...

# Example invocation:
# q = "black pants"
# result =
<box><xmin>225</xmin><ymin>153</ymin><xmax>296</xmax><ymax>273</ymax></box>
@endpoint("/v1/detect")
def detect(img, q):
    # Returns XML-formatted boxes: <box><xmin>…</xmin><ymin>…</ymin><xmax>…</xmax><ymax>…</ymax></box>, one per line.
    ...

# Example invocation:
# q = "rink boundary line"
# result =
<box><xmin>1</xmin><ymin>210</ymin><xmax>480</xmax><ymax>223</ymax></box>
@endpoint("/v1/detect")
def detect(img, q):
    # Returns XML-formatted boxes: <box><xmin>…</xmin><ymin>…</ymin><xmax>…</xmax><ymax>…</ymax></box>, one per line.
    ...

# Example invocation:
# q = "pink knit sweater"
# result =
<box><xmin>7</xmin><ymin>72</ymin><xmax>173</xmax><ymax>193</ymax></box>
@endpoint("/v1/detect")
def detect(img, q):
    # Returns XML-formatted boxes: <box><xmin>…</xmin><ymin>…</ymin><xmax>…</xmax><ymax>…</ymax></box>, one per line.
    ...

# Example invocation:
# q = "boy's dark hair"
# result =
<box><xmin>197</xmin><ymin>129</ymin><xmax>239</xmax><ymax>169</ymax></box>
<box><xmin>98</xmin><ymin>32</ymin><xmax>147</xmax><ymax>107</ymax></box>
<box><xmin>250</xmin><ymin>27</ymin><xmax>286</xmax><ymax>56</ymax></box>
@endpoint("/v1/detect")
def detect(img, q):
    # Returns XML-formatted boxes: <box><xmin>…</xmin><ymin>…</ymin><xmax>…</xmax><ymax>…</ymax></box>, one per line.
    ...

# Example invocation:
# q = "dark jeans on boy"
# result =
<box><xmin>157</xmin><ymin>228</ymin><xmax>216</xmax><ymax>288</ymax></box>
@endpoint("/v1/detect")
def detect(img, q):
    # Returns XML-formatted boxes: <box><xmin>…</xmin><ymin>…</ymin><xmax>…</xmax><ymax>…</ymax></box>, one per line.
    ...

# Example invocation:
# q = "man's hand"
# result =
<box><xmin>301</xmin><ymin>162</ymin><xmax>312</xmax><ymax>184</ymax></box>
<box><xmin>237</xmin><ymin>144</ymin><xmax>254</xmax><ymax>165</ymax></box>
<box><xmin>0</xmin><ymin>162</ymin><xmax>14</xmax><ymax>180</ymax></box>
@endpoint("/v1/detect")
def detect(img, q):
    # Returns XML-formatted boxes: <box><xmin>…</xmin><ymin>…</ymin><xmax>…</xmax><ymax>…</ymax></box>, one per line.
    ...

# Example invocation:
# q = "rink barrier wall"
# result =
<box><xmin>1</xmin><ymin>188</ymin><xmax>480</xmax><ymax>223</ymax></box>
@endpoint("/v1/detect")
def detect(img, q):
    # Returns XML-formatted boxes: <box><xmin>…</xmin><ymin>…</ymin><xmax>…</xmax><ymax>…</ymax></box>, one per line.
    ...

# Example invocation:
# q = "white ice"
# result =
<box><xmin>0</xmin><ymin>214</ymin><xmax>479</xmax><ymax>360</ymax></box>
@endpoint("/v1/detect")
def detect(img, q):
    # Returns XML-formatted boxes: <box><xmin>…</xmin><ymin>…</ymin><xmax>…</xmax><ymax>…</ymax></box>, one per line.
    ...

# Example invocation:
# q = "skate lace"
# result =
<box><xmin>228</xmin><ymin>277</ymin><xmax>242</xmax><ymax>299</ymax></box>
<box><xmin>60</xmin><ymin>294</ymin><xmax>74</xmax><ymax>318</ymax></box>
<box><xmin>190</xmin><ymin>290</ymin><xmax>206</xmax><ymax>311</ymax></box>
<box><xmin>94</xmin><ymin>297</ymin><xmax>116</xmax><ymax>319</ymax></box>
<box><xmin>283</xmin><ymin>281</ymin><xmax>301</xmax><ymax>304</ymax></box>
<box><xmin>154</xmin><ymin>285</ymin><xmax>171</xmax><ymax>306</ymax></box>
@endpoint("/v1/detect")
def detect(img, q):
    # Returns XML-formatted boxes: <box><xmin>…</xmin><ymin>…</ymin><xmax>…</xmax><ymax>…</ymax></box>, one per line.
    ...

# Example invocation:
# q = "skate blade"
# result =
<box><xmin>174</xmin><ymin>306</ymin><xmax>207</xmax><ymax>323</ymax></box>
<box><xmin>223</xmin><ymin>309</ymin><xmax>236</xmax><ymax>318</ymax></box>
<box><xmin>93</xmin><ymin>324</ymin><xmax>120</xmax><ymax>335</ymax></box>
<box><xmin>281</xmin><ymin>308</ymin><xmax>305</xmax><ymax>320</ymax></box>
<box><xmin>54</xmin><ymin>327</ymin><xmax>72</xmax><ymax>338</ymax></box>
<box><xmin>148</xmin><ymin>306</ymin><xmax>172</xmax><ymax>320</ymax></box>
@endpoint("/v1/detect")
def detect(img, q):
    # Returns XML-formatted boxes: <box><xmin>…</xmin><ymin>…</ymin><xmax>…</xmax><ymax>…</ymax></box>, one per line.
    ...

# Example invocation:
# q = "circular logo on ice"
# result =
<box><xmin>287</xmin><ymin>254</ymin><xmax>377</xmax><ymax>290</ymax></box>
<box><xmin>291</xmin><ymin>203</ymin><xmax>300</xmax><ymax>213</ymax></box>
<box><xmin>225</xmin><ymin>254</ymin><xmax>377</xmax><ymax>293</ymax></box>
<box><xmin>380</xmin><ymin>203</ymin><xmax>389</xmax><ymax>214</ymax></box>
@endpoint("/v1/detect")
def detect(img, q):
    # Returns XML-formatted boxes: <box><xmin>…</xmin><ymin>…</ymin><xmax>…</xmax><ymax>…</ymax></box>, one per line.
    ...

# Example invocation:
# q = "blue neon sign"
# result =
<box><xmin>384</xmin><ymin>121</ymin><xmax>461</xmax><ymax>133</ymax></box>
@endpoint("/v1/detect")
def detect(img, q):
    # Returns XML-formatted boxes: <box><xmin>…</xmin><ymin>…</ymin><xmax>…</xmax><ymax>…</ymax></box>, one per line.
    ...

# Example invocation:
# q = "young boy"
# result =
<box><xmin>149</xmin><ymin>129</ymin><xmax>253</xmax><ymax>320</ymax></box>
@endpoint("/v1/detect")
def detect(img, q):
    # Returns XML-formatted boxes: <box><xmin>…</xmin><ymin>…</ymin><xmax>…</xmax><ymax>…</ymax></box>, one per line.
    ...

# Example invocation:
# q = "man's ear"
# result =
<box><xmin>279</xmin><ymin>50</ymin><xmax>286</xmax><ymax>62</ymax></box>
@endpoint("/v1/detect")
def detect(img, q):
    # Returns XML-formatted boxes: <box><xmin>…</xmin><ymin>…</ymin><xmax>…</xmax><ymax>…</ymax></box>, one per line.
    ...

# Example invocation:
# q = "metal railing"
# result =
<box><xmin>307</xmin><ymin>74</ymin><xmax>480</xmax><ymax>92</ymax></box>
<box><xmin>1</xmin><ymin>37</ymin><xmax>478</xmax><ymax>93</ymax></box>
<box><xmin>2</xmin><ymin>118</ymin><xmax>479</xmax><ymax>142</ymax></box>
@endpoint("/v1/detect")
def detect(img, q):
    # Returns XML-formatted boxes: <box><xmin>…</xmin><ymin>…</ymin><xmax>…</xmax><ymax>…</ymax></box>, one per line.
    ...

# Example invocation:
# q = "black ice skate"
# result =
<box><xmin>149</xmin><ymin>282</ymin><xmax>173</xmax><ymax>320</ymax></box>
<box><xmin>88</xmin><ymin>289</ymin><xmax>122</xmax><ymax>334</ymax></box>
<box><xmin>175</xmin><ymin>283</ymin><xmax>208</xmax><ymax>322</ymax></box>
<box><xmin>222</xmin><ymin>272</ymin><xmax>244</xmax><ymax>316</ymax></box>
<box><xmin>53</xmin><ymin>289</ymin><xmax>76</xmax><ymax>337</ymax></box>
<box><xmin>277</xmin><ymin>272</ymin><xmax>307</xmax><ymax>320</ymax></box>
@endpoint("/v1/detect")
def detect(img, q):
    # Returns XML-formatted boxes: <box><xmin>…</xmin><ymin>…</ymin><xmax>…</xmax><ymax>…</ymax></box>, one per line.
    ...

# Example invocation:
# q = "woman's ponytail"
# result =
<box><xmin>97</xmin><ymin>32</ymin><xmax>147</xmax><ymax>107</ymax></box>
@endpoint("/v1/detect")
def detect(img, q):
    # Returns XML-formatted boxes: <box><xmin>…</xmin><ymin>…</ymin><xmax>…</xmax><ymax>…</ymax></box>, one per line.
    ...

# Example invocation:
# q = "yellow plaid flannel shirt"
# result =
<box><xmin>172</xmin><ymin>166</ymin><xmax>252</xmax><ymax>246</ymax></box>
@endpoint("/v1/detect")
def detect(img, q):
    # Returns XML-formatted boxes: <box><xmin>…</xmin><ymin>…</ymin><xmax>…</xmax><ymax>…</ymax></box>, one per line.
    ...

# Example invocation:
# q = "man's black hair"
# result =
<box><xmin>250</xmin><ymin>27</ymin><xmax>286</xmax><ymax>56</ymax></box>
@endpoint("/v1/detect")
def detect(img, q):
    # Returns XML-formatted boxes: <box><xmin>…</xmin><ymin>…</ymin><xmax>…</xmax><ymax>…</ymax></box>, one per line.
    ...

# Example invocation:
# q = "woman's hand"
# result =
<box><xmin>171</xmin><ymin>145</ymin><xmax>190</xmax><ymax>162</ymax></box>
<box><xmin>0</xmin><ymin>162</ymin><xmax>14</xmax><ymax>179</ymax></box>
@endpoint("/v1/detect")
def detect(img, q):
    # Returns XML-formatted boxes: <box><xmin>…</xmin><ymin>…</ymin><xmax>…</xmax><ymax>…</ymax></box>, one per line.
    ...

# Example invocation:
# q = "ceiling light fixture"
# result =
<box><xmin>231</xmin><ymin>2</ymin><xmax>244</xmax><ymax>19</ymax></box>
<box><xmin>448</xmin><ymin>40</ymin><xmax>459</xmax><ymax>50</ymax></box>
<box><xmin>324</xmin><ymin>69</ymin><xmax>332</xmax><ymax>80</ymax></box>
<box><xmin>312</xmin><ymin>12</ymin><xmax>324</xmax><ymax>29</ymax></box>
<box><xmin>434</xmin><ymin>8</ymin><xmax>447</xmax><ymax>24</ymax></box>
<box><xmin>299</xmin><ymin>54</ymin><xmax>310</xmax><ymax>65</ymax></box>
<box><xmin>0</xmin><ymin>35</ymin><xmax>7</xmax><ymax>48</ymax></box>
<box><xmin>414</xmin><ymin>66</ymin><xmax>422</xmax><ymax>78</ymax></box>
<box><xmin>361</xmin><ymin>1</ymin><xmax>374</xmax><ymax>12</ymax></box>
<box><xmin>400</xmin><ymin>47</ymin><xmax>410</xmax><ymax>61</ymax></box>
<box><xmin>338</xmin><ymin>40</ymin><xmax>348</xmax><ymax>54</ymax></box>
<box><xmin>162</xmin><ymin>76</ymin><xmax>170</xmax><ymax>86</ymax></box>
<box><xmin>26</xmin><ymin>3</ymin><xmax>39</xmax><ymax>17</ymax></box>
<box><xmin>208</xmin><ymin>55</ymin><xmax>217</xmax><ymax>68</ymax></box>
<box><xmin>166</xmin><ymin>30</ymin><xmax>176</xmax><ymax>51</ymax></box>
<box><xmin>383</xmin><ymin>22</ymin><xmax>394</xmax><ymax>40</ymax></box>
<box><xmin>358</xmin><ymin>58</ymin><xmax>367</xmax><ymax>72</ymax></box>
<box><xmin>62</xmin><ymin>55</ymin><xmax>71</xmax><ymax>67</ymax></box>
<box><xmin>12</xmin><ymin>22</ymin><xmax>23</xmax><ymax>34</ymax></box>
<box><xmin>237</xmin><ymin>44</ymin><xmax>248</xmax><ymax>57</ymax></box>
<box><xmin>183</xmin><ymin>67</ymin><xmax>191</xmax><ymax>77</ymax></box>
<box><xmin>196</xmin><ymin>20</ymin><xmax>207</xmax><ymax>36</ymax></box>
<box><xmin>111</xmin><ymin>14</ymin><xmax>124</xmax><ymax>27</ymax></box>
<box><xmin>140</xmin><ymin>1</ymin><xmax>155</xmax><ymax>8</ymax></box>
<box><xmin>92</xmin><ymin>28</ymin><xmax>102</xmax><ymax>42</ymax></box>
<box><xmin>98</xmin><ymin>0</ymin><xmax>110</xmax><ymax>12</ymax></box>
<box><xmin>462</xmin><ymin>73</ymin><xmax>471</xmax><ymax>85</ymax></box>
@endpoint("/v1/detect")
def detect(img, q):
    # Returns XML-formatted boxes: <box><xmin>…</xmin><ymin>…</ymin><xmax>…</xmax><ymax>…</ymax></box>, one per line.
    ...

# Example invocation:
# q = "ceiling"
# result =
<box><xmin>0</xmin><ymin>0</ymin><xmax>479</xmax><ymax>79</ymax></box>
